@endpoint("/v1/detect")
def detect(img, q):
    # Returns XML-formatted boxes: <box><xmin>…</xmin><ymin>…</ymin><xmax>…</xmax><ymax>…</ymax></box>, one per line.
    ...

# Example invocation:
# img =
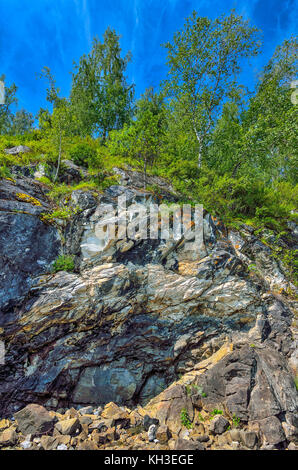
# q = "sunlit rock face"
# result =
<box><xmin>0</xmin><ymin>171</ymin><xmax>296</xmax><ymax>435</ymax></box>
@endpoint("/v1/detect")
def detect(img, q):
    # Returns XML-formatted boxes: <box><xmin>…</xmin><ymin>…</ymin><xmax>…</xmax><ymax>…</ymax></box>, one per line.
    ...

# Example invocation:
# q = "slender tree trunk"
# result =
<box><xmin>54</xmin><ymin>125</ymin><xmax>62</xmax><ymax>183</ymax></box>
<box><xmin>143</xmin><ymin>157</ymin><xmax>147</xmax><ymax>189</ymax></box>
<box><xmin>193</xmin><ymin>125</ymin><xmax>203</xmax><ymax>169</ymax></box>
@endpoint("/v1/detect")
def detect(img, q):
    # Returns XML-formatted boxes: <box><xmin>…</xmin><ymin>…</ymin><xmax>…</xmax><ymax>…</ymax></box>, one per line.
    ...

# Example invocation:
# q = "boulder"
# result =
<box><xmin>4</xmin><ymin>145</ymin><xmax>31</xmax><ymax>155</ymax></box>
<box><xmin>240</xmin><ymin>430</ymin><xmax>258</xmax><ymax>449</ymax></box>
<box><xmin>209</xmin><ymin>416</ymin><xmax>229</xmax><ymax>435</ymax></box>
<box><xmin>55</xmin><ymin>418</ymin><xmax>81</xmax><ymax>436</ymax></box>
<box><xmin>174</xmin><ymin>437</ymin><xmax>205</xmax><ymax>450</ymax></box>
<box><xmin>0</xmin><ymin>428</ymin><xmax>17</xmax><ymax>447</ymax></box>
<box><xmin>14</xmin><ymin>404</ymin><xmax>56</xmax><ymax>436</ymax></box>
<box><xmin>156</xmin><ymin>425</ymin><xmax>171</xmax><ymax>443</ymax></box>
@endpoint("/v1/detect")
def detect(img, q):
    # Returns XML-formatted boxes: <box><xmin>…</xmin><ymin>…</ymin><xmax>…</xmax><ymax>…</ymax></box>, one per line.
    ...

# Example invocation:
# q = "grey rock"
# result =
<box><xmin>14</xmin><ymin>404</ymin><xmax>55</xmax><ymax>436</ymax></box>
<box><xmin>78</xmin><ymin>405</ymin><xmax>93</xmax><ymax>415</ymax></box>
<box><xmin>240</xmin><ymin>430</ymin><xmax>258</xmax><ymax>449</ymax></box>
<box><xmin>229</xmin><ymin>429</ymin><xmax>241</xmax><ymax>442</ymax></box>
<box><xmin>57</xmin><ymin>443</ymin><xmax>68</xmax><ymax>450</ymax></box>
<box><xmin>174</xmin><ymin>437</ymin><xmax>205</xmax><ymax>450</ymax></box>
<box><xmin>259</xmin><ymin>416</ymin><xmax>286</xmax><ymax>446</ymax></box>
<box><xmin>55</xmin><ymin>417</ymin><xmax>81</xmax><ymax>436</ymax></box>
<box><xmin>4</xmin><ymin>145</ymin><xmax>31</xmax><ymax>155</ymax></box>
<box><xmin>209</xmin><ymin>415</ymin><xmax>229</xmax><ymax>435</ymax></box>
<box><xmin>70</xmin><ymin>190</ymin><xmax>98</xmax><ymax>211</ymax></box>
<box><xmin>0</xmin><ymin>179</ymin><xmax>297</xmax><ymax>441</ymax></box>
<box><xmin>148</xmin><ymin>424</ymin><xmax>157</xmax><ymax>442</ymax></box>
<box><xmin>0</xmin><ymin>428</ymin><xmax>18</xmax><ymax>447</ymax></box>
<box><xmin>0</xmin><ymin>177</ymin><xmax>60</xmax><ymax>311</ymax></box>
<box><xmin>143</xmin><ymin>415</ymin><xmax>159</xmax><ymax>431</ymax></box>
<box><xmin>288</xmin><ymin>442</ymin><xmax>298</xmax><ymax>450</ymax></box>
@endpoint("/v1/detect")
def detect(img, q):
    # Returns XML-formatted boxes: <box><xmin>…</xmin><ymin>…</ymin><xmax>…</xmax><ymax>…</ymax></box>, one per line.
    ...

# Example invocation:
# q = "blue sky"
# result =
<box><xmin>0</xmin><ymin>0</ymin><xmax>297</xmax><ymax>117</ymax></box>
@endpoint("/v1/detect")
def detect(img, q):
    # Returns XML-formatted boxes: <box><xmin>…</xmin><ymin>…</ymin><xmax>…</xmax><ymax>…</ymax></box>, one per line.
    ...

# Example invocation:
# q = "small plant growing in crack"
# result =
<box><xmin>180</xmin><ymin>407</ymin><xmax>192</xmax><ymax>429</ymax></box>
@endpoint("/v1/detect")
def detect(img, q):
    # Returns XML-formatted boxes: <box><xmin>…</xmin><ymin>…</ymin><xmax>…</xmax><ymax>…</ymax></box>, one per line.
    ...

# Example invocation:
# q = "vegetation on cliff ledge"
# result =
<box><xmin>0</xmin><ymin>11</ymin><xmax>297</xmax><ymax>285</ymax></box>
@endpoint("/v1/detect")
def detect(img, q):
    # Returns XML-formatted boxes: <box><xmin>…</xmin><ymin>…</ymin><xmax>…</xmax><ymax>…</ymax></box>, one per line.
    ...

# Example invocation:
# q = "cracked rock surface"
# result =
<box><xmin>0</xmin><ymin>172</ymin><xmax>297</xmax><ymax>449</ymax></box>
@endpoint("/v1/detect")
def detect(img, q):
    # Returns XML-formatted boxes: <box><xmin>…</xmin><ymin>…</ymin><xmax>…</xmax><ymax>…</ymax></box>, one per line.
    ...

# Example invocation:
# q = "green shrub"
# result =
<box><xmin>0</xmin><ymin>165</ymin><xmax>13</xmax><ymax>179</ymax></box>
<box><xmin>52</xmin><ymin>254</ymin><xmax>75</xmax><ymax>273</ymax></box>
<box><xmin>68</xmin><ymin>142</ymin><xmax>99</xmax><ymax>168</ymax></box>
<box><xmin>41</xmin><ymin>207</ymin><xmax>77</xmax><ymax>224</ymax></box>
<box><xmin>210</xmin><ymin>409</ymin><xmax>223</xmax><ymax>419</ymax></box>
<box><xmin>232</xmin><ymin>414</ymin><xmax>241</xmax><ymax>428</ymax></box>
<box><xmin>180</xmin><ymin>408</ymin><xmax>192</xmax><ymax>429</ymax></box>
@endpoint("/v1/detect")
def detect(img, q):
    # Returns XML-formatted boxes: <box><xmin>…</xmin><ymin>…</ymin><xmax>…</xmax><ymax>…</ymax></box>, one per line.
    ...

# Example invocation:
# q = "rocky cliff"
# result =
<box><xmin>0</xmin><ymin>165</ymin><xmax>297</xmax><ymax>450</ymax></box>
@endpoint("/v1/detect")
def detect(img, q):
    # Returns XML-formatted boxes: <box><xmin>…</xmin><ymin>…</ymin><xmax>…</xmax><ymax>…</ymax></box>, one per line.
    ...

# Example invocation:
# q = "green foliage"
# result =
<box><xmin>70</xmin><ymin>27</ymin><xmax>134</xmax><ymax>139</ymax></box>
<box><xmin>68</xmin><ymin>142</ymin><xmax>100</xmax><ymax>168</ymax></box>
<box><xmin>52</xmin><ymin>254</ymin><xmax>75</xmax><ymax>273</ymax></box>
<box><xmin>232</xmin><ymin>414</ymin><xmax>241</xmax><ymax>428</ymax></box>
<box><xmin>163</xmin><ymin>9</ymin><xmax>261</xmax><ymax>167</ymax></box>
<box><xmin>0</xmin><ymin>75</ymin><xmax>18</xmax><ymax>135</ymax></box>
<box><xmin>36</xmin><ymin>176</ymin><xmax>53</xmax><ymax>186</ymax></box>
<box><xmin>41</xmin><ymin>207</ymin><xmax>77</xmax><ymax>224</ymax></box>
<box><xmin>108</xmin><ymin>88</ymin><xmax>166</xmax><ymax>188</ymax></box>
<box><xmin>48</xmin><ymin>181</ymin><xmax>99</xmax><ymax>202</ymax></box>
<box><xmin>180</xmin><ymin>408</ymin><xmax>192</xmax><ymax>429</ymax></box>
<box><xmin>210</xmin><ymin>409</ymin><xmax>223</xmax><ymax>419</ymax></box>
<box><xmin>0</xmin><ymin>164</ymin><xmax>13</xmax><ymax>179</ymax></box>
<box><xmin>10</xmin><ymin>109</ymin><xmax>34</xmax><ymax>135</ymax></box>
<box><xmin>0</xmin><ymin>16</ymin><xmax>296</xmax><ymax>288</ymax></box>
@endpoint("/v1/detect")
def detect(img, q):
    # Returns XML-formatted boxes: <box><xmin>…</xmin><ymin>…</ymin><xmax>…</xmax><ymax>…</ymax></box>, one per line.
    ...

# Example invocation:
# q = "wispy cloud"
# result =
<box><xmin>0</xmin><ymin>0</ymin><xmax>296</xmax><ymax>114</ymax></box>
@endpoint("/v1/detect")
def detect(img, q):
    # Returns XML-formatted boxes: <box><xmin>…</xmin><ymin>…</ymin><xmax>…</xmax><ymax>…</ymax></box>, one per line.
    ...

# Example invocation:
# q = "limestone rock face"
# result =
<box><xmin>0</xmin><ymin>174</ymin><xmax>297</xmax><ymax>450</ymax></box>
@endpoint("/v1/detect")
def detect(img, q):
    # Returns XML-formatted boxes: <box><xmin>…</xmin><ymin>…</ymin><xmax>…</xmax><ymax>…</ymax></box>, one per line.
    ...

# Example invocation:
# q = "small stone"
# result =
<box><xmin>20</xmin><ymin>440</ymin><xmax>32</xmax><ymax>450</ymax></box>
<box><xmin>209</xmin><ymin>415</ymin><xmax>229</xmax><ymax>435</ymax></box>
<box><xmin>216</xmin><ymin>431</ymin><xmax>232</xmax><ymax>447</ymax></box>
<box><xmin>240</xmin><ymin>430</ymin><xmax>258</xmax><ymax>449</ymax></box>
<box><xmin>78</xmin><ymin>406</ymin><xmax>93</xmax><ymax>415</ymax></box>
<box><xmin>195</xmin><ymin>434</ymin><xmax>210</xmax><ymax>443</ymax></box>
<box><xmin>231</xmin><ymin>441</ymin><xmax>240</xmax><ymax>450</ymax></box>
<box><xmin>0</xmin><ymin>419</ymin><xmax>10</xmax><ymax>430</ymax></box>
<box><xmin>57</xmin><ymin>443</ymin><xmax>68</xmax><ymax>450</ymax></box>
<box><xmin>174</xmin><ymin>437</ymin><xmax>204</xmax><ymax>450</ymax></box>
<box><xmin>79</xmin><ymin>415</ymin><xmax>93</xmax><ymax>426</ymax></box>
<box><xmin>93</xmin><ymin>407</ymin><xmax>103</xmax><ymax>416</ymax></box>
<box><xmin>0</xmin><ymin>428</ymin><xmax>18</xmax><ymax>447</ymax></box>
<box><xmin>77</xmin><ymin>440</ymin><xmax>99</xmax><ymax>450</ymax></box>
<box><xmin>88</xmin><ymin>420</ymin><xmax>108</xmax><ymax>432</ymax></box>
<box><xmin>148</xmin><ymin>424</ymin><xmax>157</xmax><ymax>442</ymax></box>
<box><xmin>65</xmin><ymin>408</ymin><xmax>79</xmax><ymax>419</ymax></box>
<box><xmin>229</xmin><ymin>429</ymin><xmax>241</xmax><ymax>441</ymax></box>
<box><xmin>156</xmin><ymin>425</ymin><xmax>171</xmax><ymax>444</ymax></box>
<box><xmin>55</xmin><ymin>417</ymin><xmax>81</xmax><ymax>436</ymax></box>
<box><xmin>143</xmin><ymin>414</ymin><xmax>159</xmax><ymax>431</ymax></box>
<box><xmin>56</xmin><ymin>435</ymin><xmax>71</xmax><ymax>446</ymax></box>
<box><xmin>101</xmin><ymin>402</ymin><xmax>130</xmax><ymax>428</ymax></box>
<box><xmin>40</xmin><ymin>435</ymin><xmax>58</xmax><ymax>450</ymax></box>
